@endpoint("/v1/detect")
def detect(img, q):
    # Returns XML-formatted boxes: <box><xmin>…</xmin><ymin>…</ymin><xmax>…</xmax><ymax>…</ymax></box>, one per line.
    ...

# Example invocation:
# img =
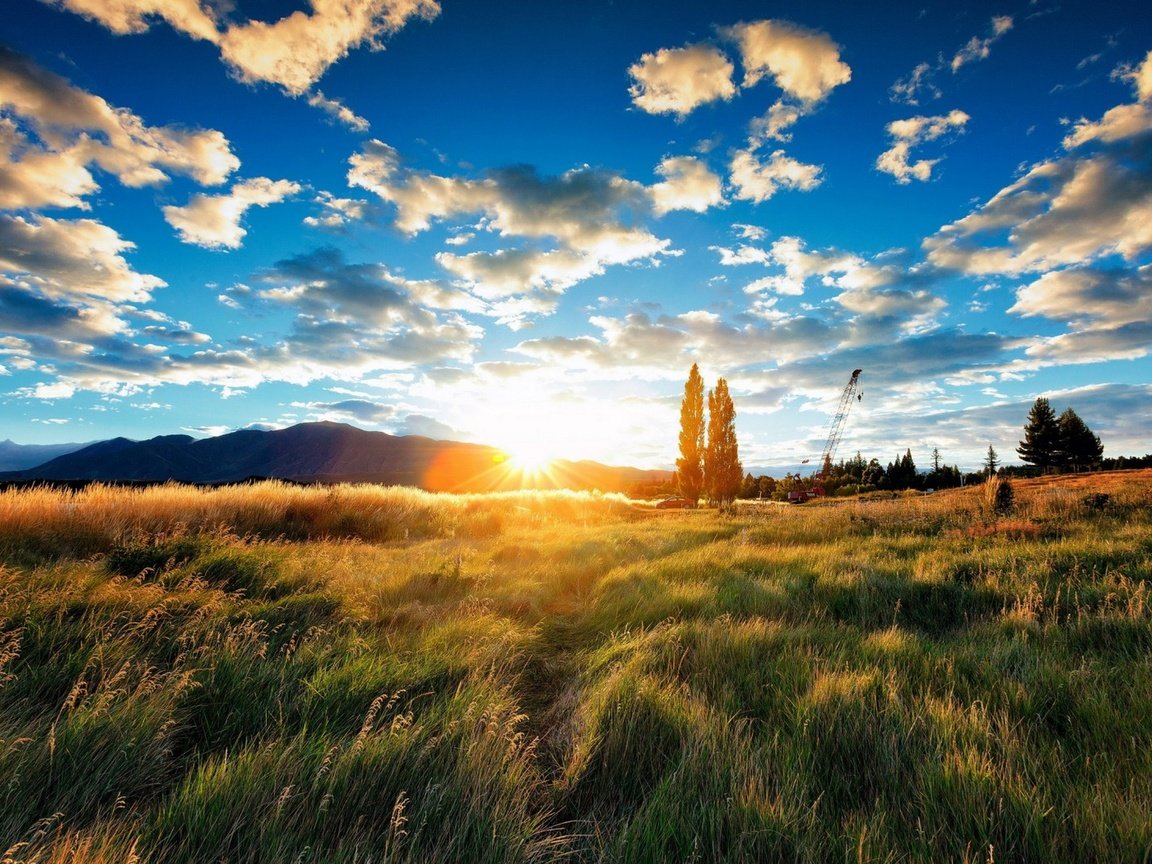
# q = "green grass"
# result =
<box><xmin>0</xmin><ymin>476</ymin><xmax>1150</xmax><ymax>862</ymax></box>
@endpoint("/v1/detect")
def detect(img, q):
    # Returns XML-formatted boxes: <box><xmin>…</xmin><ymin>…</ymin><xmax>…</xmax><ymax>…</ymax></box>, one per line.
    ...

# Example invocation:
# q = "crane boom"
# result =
<box><xmin>818</xmin><ymin>368</ymin><xmax>862</xmax><ymax>475</ymax></box>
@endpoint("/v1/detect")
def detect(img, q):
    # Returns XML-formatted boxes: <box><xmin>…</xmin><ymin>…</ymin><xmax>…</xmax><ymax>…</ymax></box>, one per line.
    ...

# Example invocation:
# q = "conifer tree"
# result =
<box><xmin>1017</xmin><ymin>397</ymin><xmax>1060</xmax><ymax>471</ymax></box>
<box><xmin>704</xmin><ymin>377</ymin><xmax>742</xmax><ymax>506</ymax></box>
<box><xmin>675</xmin><ymin>364</ymin><xmax>705</xmax><ymax>504</ymax></box>
<box><xmin>983</xmin><ymin>445</ymin><xmax>999</xmax><ymax>477</ymax></box>
<box><xmin>1057</xmin><ymin>408</ymin><xmax>1103</xmax><ymax>472</ymax></box>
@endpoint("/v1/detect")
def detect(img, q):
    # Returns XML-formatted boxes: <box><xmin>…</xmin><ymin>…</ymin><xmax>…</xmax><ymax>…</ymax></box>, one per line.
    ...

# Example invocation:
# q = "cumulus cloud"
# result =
<box><xmin>0</xmin><ymin>46</ymin><xmax>237</xmax><ymax>206</ymax></box>
<box><xmin>1063</xmin><ymin>51</ymin><xmax>1152</xmax><ymax>148</ymax></box>
<box><xmin>925</xmin><ymin>58</ymin><xmax>1152</xmax><ymax>277</ymax></box>
<box><xmin>925</xmin><ymin>144</ymin><xmax>1152</xmax><ymax>275</ymax></box>
<box><xmin>1011</xmin><ymin>266</ymin><xmax>1152</xmax><ymax>327</ymax></box>
<box><xmin>1125</xmin><ymin>49</ymin><xmax>1152</xmax><ymax>102</ymax></box>
<box><xmin>876</xmin><ymin>109</ymin><xmax>969</xmax><ymax>183</ymax></box>
<box><xmin>46</xmin><ymin>0</ymin><xmax>440</xmax><ymax>96</ymax></box>
<box><xmin>42</xmin><ymin>0</ymin><xmax>220</xmax><ymax>41</ymax></box>
<box><xmin>650</xmin><ymin>156</ymin><xmax>725</xmax><ymax>214</ymax></box>
<box><xmin>951</xmin><ymin>16</ymin><xmax>1014</xmax><ymax>73</ymax></box>
<box><xmin>729</xmin><ymin>148</ymin><xmax>822</xmax><ymax>202</ymax></box>
<box><xmin>348</xmin><ymin>142</ymin><xmax>679</xmax><ymax>324</ymax></box>
<box><xmin>725</xmin><ymin>19</ymin><xmax>851</xmax><ymax>103</ymax></box>
<box><xmin>163</xmin><ymin>177</ymin><xmax>302</xmax><ymax>249</ymax></box>
<box><xmin>0</xmin><ymin>214</ymin><xmax>164</xmax><ymax>303</ymax></box>
<box><xmin>627</xmin><ymin>44</ymin><xmax>736</xmax><ymax>117</ymax></box>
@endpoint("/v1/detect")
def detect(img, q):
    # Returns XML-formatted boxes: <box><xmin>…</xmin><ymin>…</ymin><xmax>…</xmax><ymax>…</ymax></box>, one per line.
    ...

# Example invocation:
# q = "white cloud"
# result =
<box><xmin>1126</xmin><ymin>49</ymin><xmax>1152</xmax><ymax>102</ymax></box>
<box><xmin>950</xmin><ymin>16</ymin><xmax>1014</xmax><ymax>73</ymax></box>
<box><xmin>925</xmin><ymin>144</ymin><xmax>1152</xmax><ymax>275</ymax></box>
<box><xmin>1063</xmin><ymin>51</ymin><xmax>1152</xmax><ymax>148</ymax></box>
<box><xmin>307</xmin><ymin>90</ymin><xmax>370</xmax><ymax>132</ymax></box>
<box><xmin>725</xmin><ymin>19</ymin><xmax>851</xmax><ymax>103</ymax></box>
<box><xmin>876</xmin><ymin>109</ymin><xmax>969</xmax><ymax>184</ymax></box>
<box><xmin>732</xmin><ymin>223</ymin><xmax>767</xmax><ymax>240</ymax></box>
<box><xmin>729</xmin><ymin>148</ymin><xmax>822</xmax><ymax>203</ymax></box>
<box><xmin>16</xmin><ymin>380</ymin><xmax>76</xmax><ymax>400</ymax></box>
<box><xmin>348</xmin><ymin>142</ymin><xmax>678</xmax><ymax>324</ymax></box>
<box><xmin>1010</xmin><ymin>266</ymin><xmax>1152</xmax><ymax>327</ymax></box>
<box><xmin>303</xmin><ymin>191</ymin><xmax>370</xmax><ymax>228</ymax></box>
<box><xmin>48</xmin><ymin>0</ymin><xmax>440</xmax><ymax>96</ymax></box>
<box><xmin>891</xmin><ymin>16</ymin><xmax>1014</xmax><ymax>105</ymax></box>
<box><xmin>163</xmin><ymin>177</ymin><xmax>302</xmax><ymax>249</ymax></box>
<box><xmin>627</xmin><ymin>44</ymin><xmax>736</xmax><ymax>117</ymax></box>
<box><xmin>748</xmin><ymin>100</ymin><xmax>803</xmax><ymax>142</ymax></box>
<box><xmin>711</xmin><ymin>244</ymin><xmax>771</xmax><ymax>266</ymax></box>
<box><xmin>0</xmin><ymin>214</ymin><xmax>165</xmax><ymax>303</ymax></box>
<box><xmin>889</xmin><ymin>62</ymin><xmax>940</xmax><ymax>106</ymax></box>
<box><xmin>650</xmin><ymin>156</ymin><xmax>724</xmax><ymax>214</ymax></box>
<box><xmin>0</xmin><ymin>46</ymin><xmax>238</xmax><ymax>203</ymax></box>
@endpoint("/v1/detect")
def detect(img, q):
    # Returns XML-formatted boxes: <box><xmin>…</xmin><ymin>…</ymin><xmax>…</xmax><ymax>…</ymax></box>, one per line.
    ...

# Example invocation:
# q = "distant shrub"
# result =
<box><xmin>1081</xmin><ymin>492</ymin><xmax>1112</xmax><ymax>512</ymax></box>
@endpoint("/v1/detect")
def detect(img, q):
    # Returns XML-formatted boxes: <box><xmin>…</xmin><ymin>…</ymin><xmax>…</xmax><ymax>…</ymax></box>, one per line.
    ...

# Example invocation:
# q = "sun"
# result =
<box><xmin>505</xmin><ymin>439</ymin><xmax>556</xmax><ymax>475</ymax></box>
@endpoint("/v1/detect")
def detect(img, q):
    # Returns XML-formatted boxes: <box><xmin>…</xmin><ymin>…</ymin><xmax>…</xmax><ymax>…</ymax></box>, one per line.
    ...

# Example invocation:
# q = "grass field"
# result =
<box><xmin>1</xmin><ymin>472</ymin><xmax>1150</xmax><ymax>863</ymax></box>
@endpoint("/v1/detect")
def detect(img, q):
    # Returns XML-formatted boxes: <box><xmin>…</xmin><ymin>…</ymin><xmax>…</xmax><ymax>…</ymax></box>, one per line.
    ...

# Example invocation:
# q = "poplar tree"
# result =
<box><xmin>1017</xmin><ymin>397</ymin><xmax>1060</xmax><ymax>471</ymax></box>
<box><xmin>704</xmin><ymin>377</ymin><xmax>742</xmax><ymax>506</ymax></box>
<box><xmin>675</xmin><ymin>364</ymin><xmax>705</xmax><ymax>504</ymax></box>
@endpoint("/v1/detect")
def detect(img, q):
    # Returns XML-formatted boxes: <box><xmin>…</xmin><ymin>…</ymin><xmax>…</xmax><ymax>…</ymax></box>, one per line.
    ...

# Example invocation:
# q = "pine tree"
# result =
<box><xmin>984</xmin><ymin>445</ymin><xmax>999</xmax><ymax>477</ymax></box>
<box><xmin>1017</xmin><ymin>397</ymin><xmax>1060</xmax><ymax>471</ymax></box>
<box><xmin>675</xmin><ymin>364</ymin><xmax>705</xmax><ymax>504</ymax></box>
<box><xmin>704</xmin><ymin>378</ymin><xmax>742</xmax><ymax>506</ymax></box>
<box><xmin>1057</xmin><ymin>408</ymin><xmax>1103</xmax><ymax>472</ymax></box>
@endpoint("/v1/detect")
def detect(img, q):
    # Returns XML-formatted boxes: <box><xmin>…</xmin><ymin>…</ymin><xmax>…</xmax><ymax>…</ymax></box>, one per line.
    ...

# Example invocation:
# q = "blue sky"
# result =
<box><xmin>1</xmin><ymin>0</ymin><xmax>1150</xmax><ymax>471</ymax></box>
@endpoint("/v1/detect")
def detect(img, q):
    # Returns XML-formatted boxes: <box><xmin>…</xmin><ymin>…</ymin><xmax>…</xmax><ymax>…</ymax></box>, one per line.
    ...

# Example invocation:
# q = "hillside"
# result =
<box><xmin>2</xmin><ymin>421</ymin><xmax>672</xmax><ymax>493</ymax></box>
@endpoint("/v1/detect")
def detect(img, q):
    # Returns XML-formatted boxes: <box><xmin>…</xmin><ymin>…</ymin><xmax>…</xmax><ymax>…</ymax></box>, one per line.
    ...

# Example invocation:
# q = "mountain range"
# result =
<box><xmin>0</xmin><ymin>422</ymin><xmax>672</xmax><ymax>494</ymax></box>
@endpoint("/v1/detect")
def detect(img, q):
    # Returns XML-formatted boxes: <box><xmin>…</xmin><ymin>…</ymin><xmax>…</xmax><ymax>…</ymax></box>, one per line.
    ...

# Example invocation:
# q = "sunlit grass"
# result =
<box><xmin>0</xmin><ymin>472</ymin><xmax>1150</xmax><ymax>861</ymax></box>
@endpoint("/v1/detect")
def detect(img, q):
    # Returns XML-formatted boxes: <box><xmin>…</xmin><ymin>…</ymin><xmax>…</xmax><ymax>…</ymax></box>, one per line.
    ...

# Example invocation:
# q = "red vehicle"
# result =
<box><xmin>656</xmin><ymin>496</ymin><xmax>695</xmax><ymax>509</ymax></box>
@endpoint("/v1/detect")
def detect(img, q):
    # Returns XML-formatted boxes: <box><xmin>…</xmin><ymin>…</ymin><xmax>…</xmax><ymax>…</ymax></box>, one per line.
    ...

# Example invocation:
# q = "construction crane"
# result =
<box><xmin>805</xmin><ymin>369</ymin><xmax>862</xmax><ymax>499</ymax></box>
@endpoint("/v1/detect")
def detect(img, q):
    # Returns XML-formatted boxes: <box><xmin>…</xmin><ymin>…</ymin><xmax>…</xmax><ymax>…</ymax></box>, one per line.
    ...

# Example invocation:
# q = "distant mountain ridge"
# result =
<box><xmin>0</xmin><ymin>439</ymin><xmax>92</xmax><ymax>472</ymax></box>
<box><xmin>1</xmin><ymin>422</ymin><xmax>672</xmax><ymax>494</ymax></box>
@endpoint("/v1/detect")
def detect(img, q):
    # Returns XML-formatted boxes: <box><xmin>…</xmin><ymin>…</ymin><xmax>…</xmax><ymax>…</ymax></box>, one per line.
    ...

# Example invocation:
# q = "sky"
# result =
<box><xmin>1</xmin><ymin>0</ymin><xmax>1151</xmax><ymax>472</ymax></box>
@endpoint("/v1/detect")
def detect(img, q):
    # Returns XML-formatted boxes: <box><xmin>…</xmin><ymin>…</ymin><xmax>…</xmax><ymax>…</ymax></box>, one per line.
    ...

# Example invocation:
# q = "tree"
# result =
<box><xmin>675</xmin><ymin>364</ymin><xmax>705</xmax><ymax>504</ymax></box>
<box><xmin>1017</xmin><ymin>397</ymin><xmax>1060</xmax><ymax>471</ymax></box>
<box><xmin>704</xmin><ymin>377</ymin><xmax>742</xmax><ymax>506</ymax></box>
<box><xmin>983</xmin><ymin>445</ymin><xmax>999</xmax><ymax>478</ymax></box>
<box><xmin>1057</xmin><ymin>408</ymin><xmax>1103</xmax><ymax>472</ymax></box>
<box><xmin>931</xmin><ymin>447</ymin><xmax>942</xmax><ymax>473</ymax></box>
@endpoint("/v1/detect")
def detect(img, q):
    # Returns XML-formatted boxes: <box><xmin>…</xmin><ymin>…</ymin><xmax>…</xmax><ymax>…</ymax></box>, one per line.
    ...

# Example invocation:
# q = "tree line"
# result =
<box><xmin>671</xmin><ymin>373</ymin><xmax>1127</xmax><ymax>503</ymax></box>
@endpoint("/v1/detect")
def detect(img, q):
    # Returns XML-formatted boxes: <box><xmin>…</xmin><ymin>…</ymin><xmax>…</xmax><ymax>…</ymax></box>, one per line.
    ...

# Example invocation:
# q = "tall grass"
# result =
<box><xmin>1</xmin><ymin>472</ymin><xmax>1150</xmax><ymax>861</ymax></box>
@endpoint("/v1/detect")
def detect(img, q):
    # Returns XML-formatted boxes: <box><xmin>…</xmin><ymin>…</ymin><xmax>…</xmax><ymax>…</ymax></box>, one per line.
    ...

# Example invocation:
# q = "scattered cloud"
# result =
<box><xmin>348</xmin><ymin>141</ymin><xmax>680</xmax><ymax>324</ymax></box>
<box><xmin>46</xmin><ymin>0</ymin><xmax>440</xmax><ymax>96</ymax></box>
<box><xmin>724</xmin><ymin>19</ymin><xmax>851</xmax><ymax>103</ymax></box>
<box><xmin>951</xmin><ymin>15</ymin><xmax>1014</xmax><ymax>73</ymax></box>
<box><xmin>650</xmin><ymin>156</ymin><xmax>725</xmax><ymax>214</ymax></box>
<box><xmin>876</xmin><ymin>110</ymin><xmax>969</xmax><ymax>183</ymax></box>
<box><xmin>307</xmin><ymin>90</ymin><xmax>370</xmax><ymax>132</ymax></box>
<box><xmin>163</xmin><ymin>177</ymin><xmax>302</xmax><ymax>249</ymax></box>
<box><xmin>0</xmin><ymin>45</ymin><xmax>237</xmax><ymax>209</ymax></box>
<box><xmin>0</xmin><ymin>214</ymin><xmax>164</xmax><ymax>304</ymax></box>
<box><xmin>890</xmin><ymin>15</ymin><xmax>1014</xmax><ymax>105</ymax></box>
<box><xmin>729</xmin><ymin>148</ymin><xmax>822</xmax><ymax>203</ymax></box>
<box><xmin>303</xmin><ymin>191</ymin><xmax>371</xmax><ymax>228</ymax></box>
<box><xmin>627</xmin><ymin>44</ymin><xmax>736</xmax><ymax>118</ymax></box>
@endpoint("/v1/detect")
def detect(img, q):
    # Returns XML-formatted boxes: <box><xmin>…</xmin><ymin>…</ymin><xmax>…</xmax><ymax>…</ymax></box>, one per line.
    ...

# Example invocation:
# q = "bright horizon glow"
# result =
<box><xmin>2</xmin><ymin>1</ymin><xmax>1151</xmax><ymax>473</ymax></box>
